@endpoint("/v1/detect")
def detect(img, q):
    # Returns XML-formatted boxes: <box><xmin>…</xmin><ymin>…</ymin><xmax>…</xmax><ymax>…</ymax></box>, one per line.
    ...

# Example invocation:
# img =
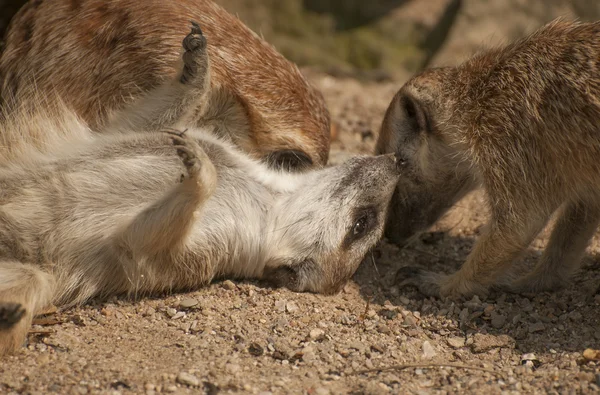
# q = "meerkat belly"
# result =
<box><xmin>192</xmin><ymin>174</ymin><xmax>272</xmax><ymax>280</ymax></box>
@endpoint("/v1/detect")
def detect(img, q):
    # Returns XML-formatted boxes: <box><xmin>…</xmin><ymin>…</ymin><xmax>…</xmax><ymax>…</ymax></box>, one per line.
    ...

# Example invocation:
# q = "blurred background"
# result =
<box><xmin>1</xmin><ymin>0</ymin><xmax>599</xmax><ymax>81</ymax></box>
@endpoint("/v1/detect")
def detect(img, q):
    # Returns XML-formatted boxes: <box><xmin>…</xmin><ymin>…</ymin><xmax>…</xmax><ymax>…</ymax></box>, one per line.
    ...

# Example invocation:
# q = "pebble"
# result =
<box><xmin>491</xmin><ymin>312</ymin><xmax>507</xmax><ymax>329</ymax></box>
<box><xmin>403</xmin><ymin>315</ymin><xmax>418</xmax><ymax>327</ymax></box>
<box><xmin>470</xmin><ymin>333</ymin><xmax>515</xmax><ymax>353</ymax></box>
<box><xmin>248</xmin><ymin>342</ymin><xmax>264</xmax><ymax>356</ymax></box>
<box><xmin>286</xmin><ymin>301</ymin><xmax>299</xmax><ymax>313</ymax></box>
<box><xmin>422</xmin><ymin>341</ymin><xmax>437</xmax><ymax>359</ymax></box>
<box><xmin>309</xmin><ymin>328</ymin><xmax>325</xmax><ymax>341</ymax></box>
<box><xmin>528</xmin><ymin>322</ymin><xmax>545</xmax><ymax>333</ymax></box>
<box><xmin>166</xmin><ymin>308</ymin><xmax>177</xmax><ymax>318</ymax></box>
<box><xmin>221</xmin><ymin>280</ymin><xmax>237</xmax><ymax>290</ymax></box>
<box><xmin>379</xmin><ymin>308</ymin><xmax>398</xmax><ymax>320</ymax></box>
<box><xmin>176</xmin><ymin>372</ymin><xmax>200</xmax><ymax>387</ymax></box>
<box><xmin>171</xmin><ymin>311</ymin><xmax>185</xmax><ymax>320</ymax></box>
<box><xmin>314</xmin><ymin>388</ymin><xmax>330</xmax><ymax>395</ymax></box>
<box><xmin>447</xmin><ymin>337</ymin><xmax>465</xmax><ymax>349</ymax></box>
<box><xmin>225</xmin><ymin>363</ymin><xmax>241</xmax><ymax>374</ymax></box>
<box><xmin>179</xmin><ymin>298</ymin><xmax>198</xmax><ymax>309</ymax></box>
<box><xmin>275</xmin><ymin>300</ymin><xmax>287</xmax><ymax>313</ymax></box>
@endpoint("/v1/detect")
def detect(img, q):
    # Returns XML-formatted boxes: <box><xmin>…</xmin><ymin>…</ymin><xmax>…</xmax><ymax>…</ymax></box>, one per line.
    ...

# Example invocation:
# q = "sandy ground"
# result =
<box><xmin>1</xmin><ymin>71</ymin><xmax>599</xmax><ymax>395</ymax></box>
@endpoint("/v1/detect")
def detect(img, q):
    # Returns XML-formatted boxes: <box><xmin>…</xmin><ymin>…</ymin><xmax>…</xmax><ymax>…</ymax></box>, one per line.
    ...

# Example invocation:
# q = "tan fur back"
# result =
<box><xmin>0</xmin><ymin>0</ymin><xmax>331</xmax><ymax>165</ymax></box>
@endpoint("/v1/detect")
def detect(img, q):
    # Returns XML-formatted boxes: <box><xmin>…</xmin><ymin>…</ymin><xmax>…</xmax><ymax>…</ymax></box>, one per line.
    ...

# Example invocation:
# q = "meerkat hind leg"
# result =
<box><xmin>510</xmin><ymin>200</ymin><xmax>600</xmax><ymax>293</ymax></box>
<box><xmin>117</xmin><ymin>133</ymin><xmax>217</xmax><ymax>256</ymax></box>
<box><xmin>0</xmin><ymin>262</ymin><xmax>55</xmax><ymax>355</ymax></box>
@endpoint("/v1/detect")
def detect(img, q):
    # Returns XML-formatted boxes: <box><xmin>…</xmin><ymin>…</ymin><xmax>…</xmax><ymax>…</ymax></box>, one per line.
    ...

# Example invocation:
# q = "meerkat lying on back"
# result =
<box><xmin>0</xmin><ymin>26</ymin><xmax>402</xmax><ymax>356</ymax></box>
<box><xmin>0</xmin><ymin>0</ymin><xmax>330</xmax><ymax>171</ymax></box>
<box><xmin>376</xmin><ymin>19</ymin><xmax>600</xmax><ymax>299</ymax></box>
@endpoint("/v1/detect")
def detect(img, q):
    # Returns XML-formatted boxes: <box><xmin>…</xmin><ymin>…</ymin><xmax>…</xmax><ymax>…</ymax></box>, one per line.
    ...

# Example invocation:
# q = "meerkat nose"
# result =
<box><xmin>394</xmin><ymin>152</ymin><xmax>408</xmax><ymax>171</ymax></box>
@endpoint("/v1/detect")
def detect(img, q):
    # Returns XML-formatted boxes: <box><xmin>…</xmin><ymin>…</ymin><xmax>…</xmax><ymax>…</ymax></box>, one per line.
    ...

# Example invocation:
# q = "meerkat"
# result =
<box><xmin>376</xmin><ymin>19</ymin><xmax>600</xmax><ymax>299</ymax></box>
<box><xmin>0</xmin><ymin>0</ymin><xmax>330</xmax><ymax>171</ymax></box>
<box><xmin>0</xmin><ymin>25</ymin><xmax>401</xmax><ymax>356</ymax></box>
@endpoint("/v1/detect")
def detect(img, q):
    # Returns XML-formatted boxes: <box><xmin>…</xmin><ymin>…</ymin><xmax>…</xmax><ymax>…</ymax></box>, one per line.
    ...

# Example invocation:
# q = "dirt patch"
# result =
<box><xmin>1</xmin><ymin>71</ymin><xmax>599</xmax><ymax>394</ymax></box>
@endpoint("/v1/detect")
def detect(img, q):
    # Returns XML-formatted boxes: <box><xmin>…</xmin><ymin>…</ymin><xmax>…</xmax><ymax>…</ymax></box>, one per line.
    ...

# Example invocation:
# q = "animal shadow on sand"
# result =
<box><xmin>354</xmin><ymin>230</ymin><xmax>600</xmax><ymax>356</ymax></box>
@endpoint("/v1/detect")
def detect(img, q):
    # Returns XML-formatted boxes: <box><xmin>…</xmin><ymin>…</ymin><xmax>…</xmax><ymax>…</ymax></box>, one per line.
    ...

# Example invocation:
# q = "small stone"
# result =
<box><xmin>422</xmin><ymin>341</ymin><xmax>436</xmax><ymax>359</ymax></box>
<box><xmin>470</xmin><ymin>333</ymin><xmax>515</xmax><ymax>353</ymax></box>
<box><xmin>248</xmin><ymin>342</ymin><xmax>264</xmax><ymax>356</ymax></box>
<box><xmin>179</xmin><ymin>298</ymin><xmax>198</xmax><ymax>309</ymax></box>
<box><xmin>275</xmin><ymin>300</ymin><xmax>287</xmax><ymax>313</ymax></box>
<box><xmin>578</xmin><ymin>372</ymin><xmax>596</xmax><ymax>383</ymax></box>
<box><xmin>221</xmin><ymin>280</ymin><xmax>237</xmax><ymax>290</ymax></box>
<box><xmin>176</xmin><ymin>372</ymin><xmax>200</xmax><ymax>387</ymax></box>
<box><xmin>309</xmin><ymin>328</ymin><xmax>325</xmax><ymax>341</ymax></box>
<box><xmin>225</xmin><ymin>363</ymin><xmax>241</xmax><ymax>374</ymax></box>
<box><xmin>520</xmin><ymin>353</ymin><xmax>541</xmax><ymax>369</ymax></box>
<box><xmin>465</xmin><ymin>295</ymin><xmax>483</xmax><ymax>310</ymax></box>
<box><xmin>483</xmin><ymin>305</ymin><xmax>495</xmax><ymax>316</ymax></box>
<box><xmin>166</xmin><ymin>308</ymin><xmax>177</xmax><ymax>318</ymax></box>
<box><xmin>171</xmin><ymin>311</ymin><xmax>185</xmax><ymax>320</ymax></box>
<box><xmin>314</xmin><ymin>388</ymin><xmax>330</xmax><ymax>395</ymax></box>
<box><xmin>399</xmin><ymin>296</ymin><xmax>410</xmax><ymax>305</ymax></box>
<box><xmin>144</xmin><ymin>383</ymin><xmax>156</xmax><ymax>391</ymax></box>
<box><xmin>371</xmin><ymin>344</ymin><xmax>384</xmax><ymax>353</ymax></box>
<box><xmin>528</xmin><ymin>322</ymin><xmax>545</xmax><ymax>333</ymax></box>
<box><xmin>286</xmin><ymin>301</ymin><xmax>299</xmax><ymax>313</ymax></box>
<box><xmin>348</xmin><ymin>342</ymin><xmax>365</xmax><ymax>352</ymax></box>
<box><xmin>378</xmin><ymin>308</ymin><xmax>398</xmax><ymax>320</ymax></box>
<box><xmin>583</xmin><ymin>348</ymin><xmax>600</xmax><ymax>361</ymax></box>
<box><xmin>403</xmin><ymin>315</ymin><xmax>418</xmax><ymax>327</ymax></box>
<box><xmin>491</xmin><ymin>312</ymin><xmax>507</xmax><ymax>329</ymax></box>
<box><xmin>447</xmin><ymin>337</ymin><xmax>465</xmax><ymax>349</ymax></box>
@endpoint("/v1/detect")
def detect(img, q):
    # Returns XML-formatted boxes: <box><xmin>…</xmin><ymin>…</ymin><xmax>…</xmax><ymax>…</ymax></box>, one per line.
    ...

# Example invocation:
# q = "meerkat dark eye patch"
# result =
<box><xmin>343</xmin><ymin>206</ymin><xmax>378</xmax><ymax>248</ymax></box>
<box><xmin>266</xmin><ymin>150</ymin><xmax>313</xmax><ymax>172</ymax></box>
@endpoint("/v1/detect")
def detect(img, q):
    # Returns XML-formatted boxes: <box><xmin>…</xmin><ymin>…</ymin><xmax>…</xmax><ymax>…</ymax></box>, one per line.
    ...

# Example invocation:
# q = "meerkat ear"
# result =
<box><xmin>402</xmin><ymin>94</ymin><xmax>432</xmax><ymax>135</ymax></box>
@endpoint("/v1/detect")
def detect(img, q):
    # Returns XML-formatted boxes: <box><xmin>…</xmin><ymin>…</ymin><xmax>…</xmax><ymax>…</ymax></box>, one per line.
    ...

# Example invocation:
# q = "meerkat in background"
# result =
<box><xmin>0</xmin><ymin>0</ymin><xmax>330</xmax><ymax>171</ymax></box>
<box><xmin>0</xmin><ymin>25</ymin><xmax>401</xmax><ymax>356</ymax></box>
<box><xmin>376</xmin><ymin>19</ymin><xmax>600</xmax><ymax>299</ymax></box>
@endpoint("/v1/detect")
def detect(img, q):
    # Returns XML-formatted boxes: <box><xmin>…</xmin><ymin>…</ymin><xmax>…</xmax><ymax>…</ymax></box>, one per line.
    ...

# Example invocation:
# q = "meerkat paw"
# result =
<box><xmin>0</xmin><ymin>302</ymin><xmax>26</xmax><ymax>330</ymax></box>
<box><xmin>165</xmin><ymin>130</ymin><xmax>217</xmax><ymax>193</ymax></box>
<box><xmin>181</xmin><ymin>21</ymin><xmax>208</xmax><ymax>85</ymax></box>
<box><xmin>395</xmin><ymin>266</ymin><xmax>444</xmax><ymax>298</ymax></box>
<box><xmin>395</xmin><ymin>267</ymin><xmax>489</xmax><ymax>300</ymax></box>
<box><xmin>508</xmin><ymin>272</ymin><xmax>570</xmax><ymax>295</ymax></box>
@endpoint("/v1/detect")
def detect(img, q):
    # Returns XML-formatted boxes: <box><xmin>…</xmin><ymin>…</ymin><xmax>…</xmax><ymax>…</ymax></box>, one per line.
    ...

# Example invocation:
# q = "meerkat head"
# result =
<box><xmin>375</xmin><ymin>68</ymin><xmax>477</xmax><ymax>247</ymax></box>
<box><xmin>263</xmin><ymin>153</ymin><xmax>401</xmax><ymax>294</ymax></box>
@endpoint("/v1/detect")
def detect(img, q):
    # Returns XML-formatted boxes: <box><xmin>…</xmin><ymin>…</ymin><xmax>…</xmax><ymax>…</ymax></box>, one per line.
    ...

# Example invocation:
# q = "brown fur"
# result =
<box><xmin>0</xmin><ymin>0</ymin><xmax>330</xmax><ymax>169</ymax></box>
<box><xmin>376</xmin><ymin>19</ymin><xmax>600</xmax><ymax>299</ymax></box>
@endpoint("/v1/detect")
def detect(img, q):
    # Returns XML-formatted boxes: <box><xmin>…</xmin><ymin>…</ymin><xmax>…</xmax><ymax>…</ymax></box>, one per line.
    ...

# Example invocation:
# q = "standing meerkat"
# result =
<box><xmin>376</xmin><ymin>19</ymin><xmax>600</xmax><ymax>299</ymax></box>
<box><xmin>0</xmin><ymin>26</ymin><xmax>402</xmax><ymax>356</ymax></box>
<box><xmin>0</xmin><ymin>0</ymin><xmax>330</xmax><ymax>170</ymax></box>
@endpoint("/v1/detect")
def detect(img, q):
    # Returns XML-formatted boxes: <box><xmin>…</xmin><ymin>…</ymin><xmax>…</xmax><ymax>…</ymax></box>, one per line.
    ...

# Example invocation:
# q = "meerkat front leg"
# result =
<box><xmin>397</xmin><ymin>207</ymin><xmax>548</xmax><ymax>299</ymax></box>
<box><xmin>108</xmin><ymin>22</ymin><xmax>212</xmax><ymax>132</ymax></box>
<box><xmin>0</xmin><ymin>263</ymin><xmax>55</xmax><ymax>355</ymax></box>
<box><xmin>510</xmin><ymin>200</ymin><xmax>600</xmax><ymax>293</ymax></box>
<box><xmin>116</xmin><ymin>132</ymin><xmax>217</xmax><ymax>257</ymax></box>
